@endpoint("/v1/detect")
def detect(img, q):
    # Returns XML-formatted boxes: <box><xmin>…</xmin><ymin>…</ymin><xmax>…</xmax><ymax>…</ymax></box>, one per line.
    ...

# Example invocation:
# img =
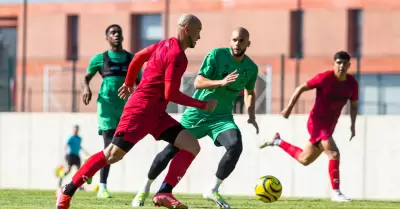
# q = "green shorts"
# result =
<box><xmin>97</xmin><ymin>99</ymin><xmax>125</xmax><ymax>135</ymax></box>
<box><xmin>181</xmin><ymin>116</ymin><xmax>239</xmax><ymax>147</ymax></box>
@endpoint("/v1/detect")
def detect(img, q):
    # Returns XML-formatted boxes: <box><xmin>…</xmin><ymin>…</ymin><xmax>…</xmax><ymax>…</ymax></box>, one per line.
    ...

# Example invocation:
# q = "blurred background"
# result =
<box><xmin>0</xmin><ymin>0</ymin><xmax>399</xmax><ymax>115</ymax></box>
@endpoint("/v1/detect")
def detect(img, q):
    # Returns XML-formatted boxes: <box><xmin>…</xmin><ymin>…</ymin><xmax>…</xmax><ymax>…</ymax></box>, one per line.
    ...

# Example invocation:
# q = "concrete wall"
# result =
<box><xmin>0</xmin><ymin>113</ymin><xmax>399</xmax><ymax>200</ymax></box>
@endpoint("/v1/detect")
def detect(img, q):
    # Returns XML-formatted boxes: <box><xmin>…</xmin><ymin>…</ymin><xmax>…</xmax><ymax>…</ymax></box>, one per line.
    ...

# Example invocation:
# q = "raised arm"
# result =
<box><xmin>125</xmin><ymin>43</ymin><xmax>159</xmax><ymax>87</ymax></box>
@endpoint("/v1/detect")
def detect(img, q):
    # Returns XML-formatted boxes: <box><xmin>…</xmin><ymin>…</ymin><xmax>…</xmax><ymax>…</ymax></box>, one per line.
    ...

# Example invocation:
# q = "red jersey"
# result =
<box><xmin>306</xmin><ymin>70</ymin><xmax>358</xmax><ymax>123</ymax></box>
<box><xmin>124</xmin><ymin>37</ymin><xmax>207</xmax><ymax>115</ymax></box>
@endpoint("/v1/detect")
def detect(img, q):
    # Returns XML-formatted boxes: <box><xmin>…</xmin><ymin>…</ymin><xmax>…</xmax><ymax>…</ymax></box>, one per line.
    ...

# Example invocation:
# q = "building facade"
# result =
<box><xmin>1</xmin><ymin>0</ymin><xmax>400</xmax><ymax>114</ymax></box>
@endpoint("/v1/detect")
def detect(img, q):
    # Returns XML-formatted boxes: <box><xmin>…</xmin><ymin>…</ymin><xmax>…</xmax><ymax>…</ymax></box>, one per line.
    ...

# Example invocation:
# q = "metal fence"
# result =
<box><xmin>18</xmin><ymin>56</ymin><xmax>400</xmax><ymax>115</ymax></box>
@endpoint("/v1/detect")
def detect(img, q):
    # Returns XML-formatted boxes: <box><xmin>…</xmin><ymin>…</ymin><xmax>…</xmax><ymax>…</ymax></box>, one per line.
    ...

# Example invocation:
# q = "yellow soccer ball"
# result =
<box><xmin>254</xmin><ymin>175</ymin><xmax>282</xmax><ymax>203</ymax></box>
<box><xmin>93</xmin><ymin>184</ymin><xmax>99</xmax><ymax>192</ymax></box>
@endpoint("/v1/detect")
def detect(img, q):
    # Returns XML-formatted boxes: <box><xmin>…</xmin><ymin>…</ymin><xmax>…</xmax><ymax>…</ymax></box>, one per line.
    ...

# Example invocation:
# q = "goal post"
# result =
<box><xmin>42</xmin><ymin>65</ymin><xmax>86</xmax><ymax>112</ymax></box>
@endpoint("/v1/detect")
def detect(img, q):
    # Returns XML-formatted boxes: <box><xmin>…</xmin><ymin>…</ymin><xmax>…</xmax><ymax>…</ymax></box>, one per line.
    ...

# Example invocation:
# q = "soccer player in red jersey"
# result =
<box><xmin>259</xmin><ymin>51</ymin><xmax>358</xmax><ymax>202</ymax></box>
<box><xmin>56</xmin><ymin>14</ymin><xmax>217</xmax><ymax>209</ymax></box>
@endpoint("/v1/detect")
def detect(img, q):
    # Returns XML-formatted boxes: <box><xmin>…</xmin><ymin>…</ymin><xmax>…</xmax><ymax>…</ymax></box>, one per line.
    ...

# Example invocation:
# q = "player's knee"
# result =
<box><xmin>183</xmin><ymin>137</ymin><xmax>201</xmax><ymax>156</ymax></box>
<box><xmin>174</xmin><ymin>129</ymin><xmax>201</xmax><ymax>156</ymax></box>
<box><xmin>187</xmin><ymin>140</ymin><xmax>201</xmax><ymax>156</ymax></box>
<box><xmin>299</xmin><ymin>159</ymin><xmax>312</xmax><ymax>166</ymax></box>
<box><xmin>327</xmin><ymin>150</ymin><xmax>340</xmax><ymax>160</ymax></box>
<box><xmin>298</xmin><ymin>156</ymin><xmax>313</xmax><ymax>166</ymax></box>
<box><xmin>103</xmin><ymin>145</ymin><xmax>126</xmax><ymax>164</ymax></box>
<box><xmin>226</xmin><ymin>140</ymin><xmax>243</xmax><ymax>157</ymax></box>
<box><xmin>104</xmin><ymin>152</ymin><xmax>124</xmax><ymax>164</ymax></box>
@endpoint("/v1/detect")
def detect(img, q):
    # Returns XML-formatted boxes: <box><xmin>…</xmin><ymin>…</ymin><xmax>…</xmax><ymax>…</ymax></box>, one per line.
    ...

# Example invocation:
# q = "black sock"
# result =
<box><xmin>100</xmin><ymin>165</ymin><xmax>110</xmax><ymax>184</ymax></box>
<box><xmin>99</xmin><ymin>130</ymin><xmax>115</xmax><ymax>184</ymax></box>
<box><xmin>63</xmin><ymin>183</ymin><xmax>78</xmax><ymax>196</ymax></box>
<box><xmin>158</xmin><ymin>182</ymin><xmax>173</xmax><ymax>193</ymax></box>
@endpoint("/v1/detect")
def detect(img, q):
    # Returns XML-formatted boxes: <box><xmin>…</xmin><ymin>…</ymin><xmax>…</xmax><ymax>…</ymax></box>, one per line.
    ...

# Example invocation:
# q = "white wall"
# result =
<box><xmin>0</xmin><ymin>113</ymin><xmax>399</xmax><ymax>200</ymax></box>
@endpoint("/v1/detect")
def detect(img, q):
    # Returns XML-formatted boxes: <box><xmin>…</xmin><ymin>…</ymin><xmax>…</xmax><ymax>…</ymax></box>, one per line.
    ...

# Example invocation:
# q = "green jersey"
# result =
<box><xmin>182</xmin><ymin>48</ymin><xmax>258</xmax><ymax>124</ymax></box>
<box><xmin>87</xmin><ymin>50</ymin><xmax>140</xmax><ymax>134</ymax></box>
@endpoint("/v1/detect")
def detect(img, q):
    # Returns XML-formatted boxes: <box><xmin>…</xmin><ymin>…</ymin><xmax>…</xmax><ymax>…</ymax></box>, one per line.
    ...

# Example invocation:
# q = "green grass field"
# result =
<box><xmin>0</xmin><ymin>189</ymin><xmax>399</xmax><ymax>209</ymax></box>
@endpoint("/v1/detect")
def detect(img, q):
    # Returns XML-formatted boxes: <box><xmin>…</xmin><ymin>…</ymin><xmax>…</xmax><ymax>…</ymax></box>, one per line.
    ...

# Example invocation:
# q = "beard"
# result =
<box><xmin>187</xmin><ymin>36</ymin><xmax>195</xmax><ymax>48</ymax></box>
<box><xmin>231</xmin><ymin>47</ymin><xmax>246</xmax><ymax>57</ymax></box>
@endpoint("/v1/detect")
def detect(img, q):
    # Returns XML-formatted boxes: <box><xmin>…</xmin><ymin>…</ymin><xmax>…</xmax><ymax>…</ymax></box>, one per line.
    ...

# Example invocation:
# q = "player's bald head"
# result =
<box><xmin>232</xmin><ymin>27</ymin><xmax>249</xmax><ymax>39</ymax></box>
<box><xmin>177</xmin><ymin>14</ymin><xmax>202</xmax><ymax>28</ymax></box>
<box><xmin>177</xmin><ymin>14</ymin><xmax>202</xmax><ymax>49</ymax></box>
<box><xmin>230</xmin><ymin>27</ymin><xmax>251</xmax><ymax>58</ymax></box>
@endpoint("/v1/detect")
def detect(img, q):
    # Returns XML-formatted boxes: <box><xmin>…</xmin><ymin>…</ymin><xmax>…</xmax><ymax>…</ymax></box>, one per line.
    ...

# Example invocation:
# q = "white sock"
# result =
<box><xmin>142</xmin><ymin>179</ymin><xmax>153</xmax><ymax>193</ymax></box>
<box><xmin>99</xmin><ymin>183</ymin><xmax>107</xmax><ymax>191</ymax></box>
<box><xmin>274</xmin><ymin>138</ymin><xmax>282</xmax><ymax>146</ymax></box>
<box><xmin>333</xmin><ymin>189</ymin><xmax>341</xmax><ymax>194</ymax></box>
<box><xmin>210</xmin><ymin>176</ymin><xmax>223</xmax><ymax>192</ymax></box>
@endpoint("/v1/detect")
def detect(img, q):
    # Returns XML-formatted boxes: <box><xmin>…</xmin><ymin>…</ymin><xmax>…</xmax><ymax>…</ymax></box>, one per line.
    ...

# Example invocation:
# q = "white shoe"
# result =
<box><xmin>259</xmin><ymin>133</ymin><xmax>281</xmax><ymax>149</ymax></box>
<box><xmin>203</xmin><ymin>190</ymin><xmax>231</xmax><ymax>208</ymax></box>
<box><xmin>132</xmin><ymin>191</ymin><xmax>149</xmax><ymax>207</ymax></box>
<box><xmin>331</xmin><ymin>191</ymin><xmax>352</xmax><ymax>202</ymax></box>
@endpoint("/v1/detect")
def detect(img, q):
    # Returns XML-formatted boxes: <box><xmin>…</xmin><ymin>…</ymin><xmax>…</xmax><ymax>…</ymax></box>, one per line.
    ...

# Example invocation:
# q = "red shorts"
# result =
<box><xmin>114</xmin><ymin>111</ymin><xmax>180</xmax><ymax>144</ymax></box>
<box><xmin>307</xmin><ymin>117</ymin><xmax>337</xmax><ymax>145</ymax></box>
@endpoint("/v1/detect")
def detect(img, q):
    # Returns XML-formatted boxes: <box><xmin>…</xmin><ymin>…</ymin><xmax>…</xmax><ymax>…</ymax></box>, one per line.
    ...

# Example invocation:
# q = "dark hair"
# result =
<box><xmin>333</xmin><ymin>51</ymin><xmax>350</xmax><ymax>61</ymax></box>
<box><xmin>74</xmin><ymin>124</ymin><xmax>79</xmax><ymax>129</ymax></box>
<box><xmin>105</xmin><ymin>24</ymin><xmax>122</xmax><ymax>35</ymax></box>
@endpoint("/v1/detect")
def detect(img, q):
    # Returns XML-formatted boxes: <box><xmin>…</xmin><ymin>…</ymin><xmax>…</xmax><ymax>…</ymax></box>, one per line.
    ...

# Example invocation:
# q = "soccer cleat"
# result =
<box><xmin>331</xmin><ymin>191</ymin><xmax>352</xmax><ymax>202</ymax></box>
<box><xmin>55</xmin><ymin>187</ymin><xmax>71</xmax><ymax>209</ymax></box>
<box><xmin>203</xmin><ymin>190</ymin><xmax>231</xmax><ymax>208</ymax></box>
<box><xmin>259</xmin><ymin>133</ymin><xmax>281</xmax><ymax>149</ymax></box>
<box><xmin>132</xmin><ymin>191</ymin><xmax>149</xmax><ymax>207</ymax></box>
<box><xmin>97</xmin><ymin>189</ymin><xmax>112</xmax><ymax>198</ymax></box>
<box><xmin>152</xmin><ymin>193</ymin><xmax>188</xmax><ymax>209</ymax></box>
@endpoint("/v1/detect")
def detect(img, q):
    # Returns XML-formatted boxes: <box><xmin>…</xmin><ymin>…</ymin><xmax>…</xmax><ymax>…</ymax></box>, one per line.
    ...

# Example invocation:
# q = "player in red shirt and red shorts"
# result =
<box><xmin>260</xmin><ymin>51</ymin><xmax>358</xmax><ymax>202</ymax></box>
<box><xmin>56</xmin><ymin>14</ymin><xmax>217</xmax><ymax>209</ymax></box>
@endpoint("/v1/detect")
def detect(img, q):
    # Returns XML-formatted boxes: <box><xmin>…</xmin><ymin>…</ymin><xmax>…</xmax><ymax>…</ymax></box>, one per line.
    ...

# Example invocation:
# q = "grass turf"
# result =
<box><xmin>0</xmin><ymin>189</ymin><xmax>399</xmax><ymax>209</ymax></box>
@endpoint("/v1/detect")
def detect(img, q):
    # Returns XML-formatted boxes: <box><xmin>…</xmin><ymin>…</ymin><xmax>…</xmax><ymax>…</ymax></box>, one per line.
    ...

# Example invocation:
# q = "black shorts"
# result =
<box><xmin>65</xmin><ymin>154</ymin><xmax>81</xmax><ymax>167</ymax></box>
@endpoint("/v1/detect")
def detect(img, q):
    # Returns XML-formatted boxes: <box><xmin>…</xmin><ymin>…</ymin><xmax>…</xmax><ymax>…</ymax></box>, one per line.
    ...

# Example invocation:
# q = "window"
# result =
<box><xmin>357</xmin><ymin>73</ymin><xmax>400</xmax><ymax>115</ymax></box>
<box><xmin>131</xmin><ymin>14</ymin><xmax>162</xmax><ymax>52</ymax></box>
<box><xmin>66</xmin><ymin>15</ymin><xmax>79</xmax><ymax>61</ymax></box>
<box><xmin>0</xmin><ymin>16</ymin><xmax>18</xmax><ymax>28</ymax></box>
<box><xmin>289</xmin><ymin>10</ymin><xmax>303</xmax><ymax>59</ymax></box>
<box><xmin>347</xmin><ymin>9</ymin><xmax>363</xmax><ymax>58</ymax></box>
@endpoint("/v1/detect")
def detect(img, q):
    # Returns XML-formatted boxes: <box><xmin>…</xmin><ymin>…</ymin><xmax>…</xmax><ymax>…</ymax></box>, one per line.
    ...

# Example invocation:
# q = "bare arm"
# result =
<box><xmin>82</xmin><ymin>72</ymin><xmax>96</xmax><ymax>89</ymax></box>
<box><xmin>282</xmin><ymin>83</ymin><xmax>313</xmax><ymax>118</ymax></box>
<box><xmin>194</xmin><ymin>50</ymin><xmax>238</xmax><ymax>89</ymax></box>
<box><xmin>245</xmin><ymin>89</ymin><xmax>256</xmax><ymax>119</ymax></box>
<box><xmin>194</xmin><ymin>75</ymin><xmax>223</xmax><ymax>89</ymax></box>
<box><xmin>245</xmin><ymin>89</ymin><xmax>259</xmax><ymax>133</ymax></box>
<box><xmin>287</xmin><ymin>83</ymin><xmax>312</xmax><ymax>109</ymax></box>
<box><xmin>82</xmin><ymin>72</ymin><xmax>96</xmax><ymax>105</ymax></box>
<box><xmin>194</xmin><ymin>70</ymin><xmax>238</xmax><ymax>89</ymax></box>
<box><xmin>350</xmin><ymin>100</ymin><xmax>358</xmax><ymax>126</ymax></box>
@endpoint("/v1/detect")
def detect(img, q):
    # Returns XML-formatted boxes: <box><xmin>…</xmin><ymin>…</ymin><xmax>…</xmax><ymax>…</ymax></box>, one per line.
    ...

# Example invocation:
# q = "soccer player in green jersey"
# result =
<box><xmin>132</xmin><ymin>27</ymin><xmax>259</xmax><ymax>208</ymax></box>
<box><xmin>82</xmin><ymin>24</ymin><xmax>140</xmax><ymax>199</ymax></box>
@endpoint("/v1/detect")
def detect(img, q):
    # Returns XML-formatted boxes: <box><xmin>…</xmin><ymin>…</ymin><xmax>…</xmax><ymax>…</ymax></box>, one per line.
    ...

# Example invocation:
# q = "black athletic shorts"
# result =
<box><xmin>65</xmin><ymin>154</ymin><xmax>81</xmax><ymax>167</ymax></box>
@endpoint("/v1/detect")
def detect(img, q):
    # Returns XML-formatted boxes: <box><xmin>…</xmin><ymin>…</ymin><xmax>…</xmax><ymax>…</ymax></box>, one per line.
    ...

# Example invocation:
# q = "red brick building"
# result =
<box><xmin>1</xmin><ymin>0</ymin><xmax>400</xmax><ymax>114</ymax></box>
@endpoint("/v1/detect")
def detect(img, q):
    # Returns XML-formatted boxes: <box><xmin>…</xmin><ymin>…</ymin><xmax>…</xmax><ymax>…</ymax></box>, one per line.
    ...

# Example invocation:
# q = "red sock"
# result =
<box><xmin>71</xmin><ymin>151</ymin><xmax>108</xmax><ymax>187</ymax></box>
<box><xmin>329</xmin><ymin>159</ymin><xmax>340</xmax><ymax>190</ymax></box>
<box><xmin>163</xmin><ymin>150</ymin><xmax>195</xmax><ymax>187</ymax></box>
<box><xmin>279</xmin><ymin>140</ymin><xmax>303</xmax><ymax>161</ymax></box>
